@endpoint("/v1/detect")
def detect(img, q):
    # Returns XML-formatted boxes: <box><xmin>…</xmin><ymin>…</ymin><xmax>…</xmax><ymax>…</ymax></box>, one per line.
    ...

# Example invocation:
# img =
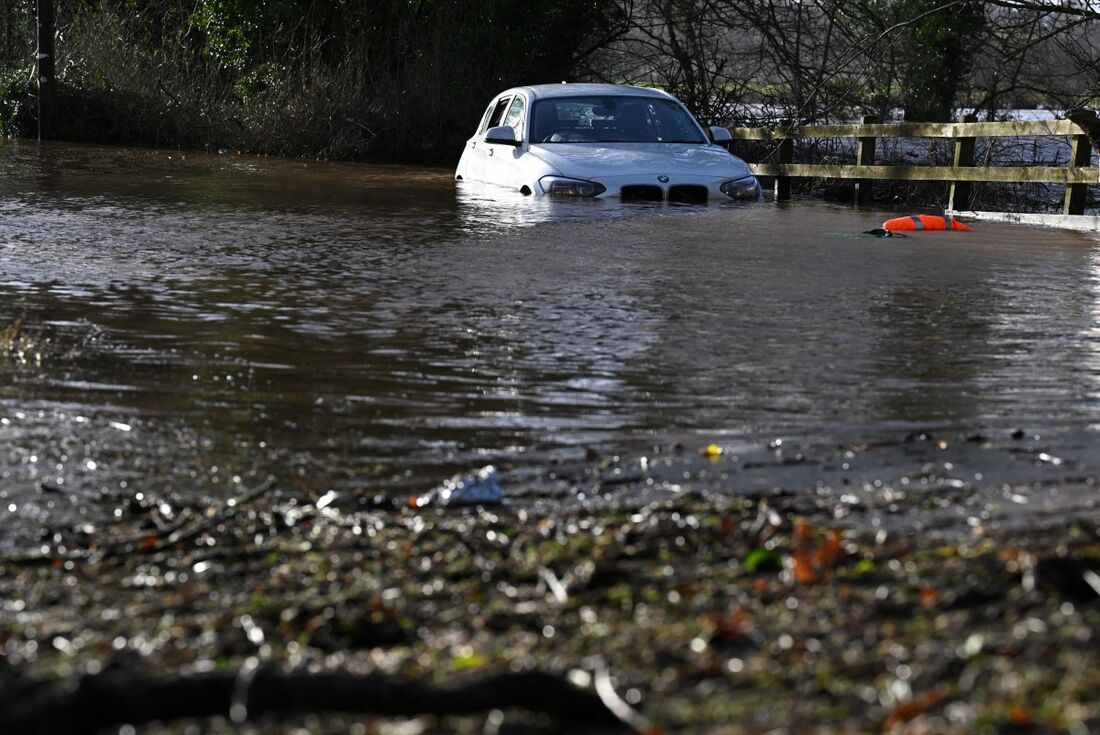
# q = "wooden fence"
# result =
<box><xmin>729</xmin><ymin>116</ymin><xmax>1097</xmax><ymax>218</ymax></box>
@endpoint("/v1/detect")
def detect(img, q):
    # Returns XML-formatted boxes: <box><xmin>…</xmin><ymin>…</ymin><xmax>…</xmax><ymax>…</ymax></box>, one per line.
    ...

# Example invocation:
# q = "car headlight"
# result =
<box><xmin>539</xmin><ymin>176</ymin><xmax>606</xmax><ymax>197</ymax></box>
<box><xmin>720</xmin><ymin>176</ymin><xmax>760</xmax><ymax>199</ymax></box>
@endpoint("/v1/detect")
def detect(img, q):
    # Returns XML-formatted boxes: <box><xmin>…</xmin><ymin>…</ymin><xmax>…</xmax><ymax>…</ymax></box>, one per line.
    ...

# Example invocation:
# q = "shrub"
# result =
<box><xmin>0</xmin><ymin>66</ymin><xmax>33</xmax><ymax>137</ymax></box>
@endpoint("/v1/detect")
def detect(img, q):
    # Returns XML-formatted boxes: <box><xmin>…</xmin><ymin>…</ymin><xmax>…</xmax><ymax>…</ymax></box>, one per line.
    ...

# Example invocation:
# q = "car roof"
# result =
<box><xmin>509</xmin><ymin>83</ymin><xmax>674</xmax><ymax>102</ymax></box>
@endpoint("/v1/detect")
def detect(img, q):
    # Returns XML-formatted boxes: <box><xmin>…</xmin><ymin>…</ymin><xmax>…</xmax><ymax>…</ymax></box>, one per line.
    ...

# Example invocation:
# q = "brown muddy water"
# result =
<box><xmin>2</xmin><ymin>141</ymin><xmax>1100</xmax><ymax>550</ymax></box>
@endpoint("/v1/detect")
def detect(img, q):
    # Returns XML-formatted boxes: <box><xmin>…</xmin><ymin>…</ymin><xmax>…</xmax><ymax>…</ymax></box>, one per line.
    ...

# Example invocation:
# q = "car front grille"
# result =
<box><xmin>620</xmin><ymin>184</ymin><xmax>710</xmax><ymax>203</ymax></box>
<box><xmin>668</xmin><ymin>185</ymin><xmax>708</xmax><ymax>204</ymax></box>
<box><xmin>620</xmin><ymin>185</ymin><xmax>663</xmax><ymax>202</ymax></box>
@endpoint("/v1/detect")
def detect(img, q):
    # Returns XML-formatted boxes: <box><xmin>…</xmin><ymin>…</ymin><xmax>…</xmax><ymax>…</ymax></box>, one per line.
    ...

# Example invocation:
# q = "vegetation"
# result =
<box><xmin>1</xmin><ymin>0</ymin><xmax>1098</xmax><ymax>159</ymax></box>
<box><xmin>0</xmin><ymin>0</ymin><xmax>630</xmax><ymax>160</ymax></box>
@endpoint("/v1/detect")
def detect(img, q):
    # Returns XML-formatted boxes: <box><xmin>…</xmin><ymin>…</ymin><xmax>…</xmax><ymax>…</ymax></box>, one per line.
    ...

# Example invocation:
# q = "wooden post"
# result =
<box><xmin>1064</xmin><ymin>132</ymin><xmax>1092</xmax><ymax>216</ymax></box>
<box><xmin>774</xmin><ymin>119</ymin><xmax>793</xmax><ymax>202</ymax></box>
<box><xmin>36</xmin><ymin>0</ymin><xmax>54</xmax><ymax>141</ymax></box>
<box><xmin>948</xmin><ymin>114</ymin><xmax>977</xmax><ymax>211</ymax></box>
<box><xmin>854</xmin><ymin>115</ymin><xmax>879</xmax><ymax>206</ymax></box>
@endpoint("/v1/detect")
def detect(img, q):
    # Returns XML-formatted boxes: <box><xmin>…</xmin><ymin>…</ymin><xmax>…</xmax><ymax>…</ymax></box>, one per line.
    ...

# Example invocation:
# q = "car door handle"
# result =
<box><xmin>488</xmin><ymin>148</ymin><xmax>494</xmax><ymax>157</ymax></box>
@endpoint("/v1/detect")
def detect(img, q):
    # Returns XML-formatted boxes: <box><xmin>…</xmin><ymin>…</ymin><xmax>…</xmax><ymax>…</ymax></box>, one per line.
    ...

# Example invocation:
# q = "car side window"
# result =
<box><xmin>502</xmin><ymin>96</ymin><xmax>525</xmax><ymax>139</ymax></box>
<box><xmin>475</xmin><ymin>102</ymin><xmax>496</xmax><ymax>135</ymax></box>
<box><xmin>480</xmin><ymin>96</ymin><xmax>513</xmax><ymax>135</ymax></box>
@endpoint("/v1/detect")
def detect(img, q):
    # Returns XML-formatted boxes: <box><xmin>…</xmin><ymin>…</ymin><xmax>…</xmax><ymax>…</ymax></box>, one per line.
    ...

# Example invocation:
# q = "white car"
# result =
<box><xmin>455</xmin><ymin>83</ymin><xmax>760</xmax><ymax>202</ymax></box>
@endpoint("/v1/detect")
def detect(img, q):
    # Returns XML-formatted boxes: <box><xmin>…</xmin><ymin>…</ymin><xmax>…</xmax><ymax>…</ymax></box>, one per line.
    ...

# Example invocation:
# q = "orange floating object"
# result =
<box><xmin>882</xmin><ymin>214</ymin><xmax>971</xmax><ymax>232</ymax></box>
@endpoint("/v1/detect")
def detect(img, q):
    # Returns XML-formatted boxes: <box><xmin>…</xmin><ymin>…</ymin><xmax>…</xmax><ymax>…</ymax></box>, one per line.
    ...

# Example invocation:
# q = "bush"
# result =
<box><xmin>0</xmin><ymin>67</ymin><xmax>33</xmax><ymax>138</ymax></box>
<box><xmin>0</xmin><ymin>0</ymin><xmax>628</xmax><ymax>162</ymax></box>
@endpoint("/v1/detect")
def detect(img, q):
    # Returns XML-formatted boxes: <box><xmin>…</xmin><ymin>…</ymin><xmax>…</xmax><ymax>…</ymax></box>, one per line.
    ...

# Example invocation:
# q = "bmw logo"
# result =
<box><xmin>657</xmin><ymin>175</ymin><xmax>670</xmax><ymax>183</ymax></box>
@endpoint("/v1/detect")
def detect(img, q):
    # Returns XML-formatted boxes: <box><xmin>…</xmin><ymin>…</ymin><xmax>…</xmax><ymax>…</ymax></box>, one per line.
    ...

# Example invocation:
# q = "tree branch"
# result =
<box><xmin>0</xmin><ymin>667</ymin><xmax>633</xmax><ymax>734</ymax></box>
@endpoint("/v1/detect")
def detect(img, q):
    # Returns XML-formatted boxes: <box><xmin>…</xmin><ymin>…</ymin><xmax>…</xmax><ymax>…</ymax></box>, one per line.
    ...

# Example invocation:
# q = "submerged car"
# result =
<box><xmin>455</xmin><ymin>83</ymin><xmax>760</xmax><ymax>202</ymax></box>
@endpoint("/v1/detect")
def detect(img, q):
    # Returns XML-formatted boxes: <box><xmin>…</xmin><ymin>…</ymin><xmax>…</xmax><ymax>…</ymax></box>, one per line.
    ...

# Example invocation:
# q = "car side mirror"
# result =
<box><xmin>709</xmin><ymin>126</ymin><xmax>733</xmax><ymax>145</ymax></box>
<box><xmin>485</xmin><ymin>125</ymin><xmax>521</xmax><ymax>146</ymax></box>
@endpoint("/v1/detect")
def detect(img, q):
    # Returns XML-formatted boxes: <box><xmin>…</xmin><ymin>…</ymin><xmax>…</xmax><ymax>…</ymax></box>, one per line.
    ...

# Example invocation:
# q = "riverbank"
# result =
<box><xmin>2</xmin><ymin>431</ymin><xmax>1099</xmax><ymax>733</ymax></box>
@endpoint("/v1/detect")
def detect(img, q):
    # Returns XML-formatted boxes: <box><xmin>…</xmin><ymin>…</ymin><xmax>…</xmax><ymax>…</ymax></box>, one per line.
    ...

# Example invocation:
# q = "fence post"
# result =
<box><xmin>1064</xmin><ymin>132</ymin><xmax>1092</xmax><ymax>216</ymax></box>
<box><xmin>948</xmin><ymin>114</ymin><xmax>977</xmax><ymax>211</ymax></box>
<box><xmin>36</xmin><ymin>0</ymin><xmax>54</xmax><ymax>141</ymax></box>
<box><xmin>854</xmin><ymin>115</ymin><xmax>879</xmax><ymax>206</ymax></box>
<box><xmin>774</xmin><ymin>119</ymin><xmax>793</xmax><ymax>201</ymax></box>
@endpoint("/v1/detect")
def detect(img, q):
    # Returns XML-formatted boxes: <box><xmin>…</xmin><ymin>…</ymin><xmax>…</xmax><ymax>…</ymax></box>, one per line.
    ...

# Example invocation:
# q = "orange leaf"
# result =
<box><xmin>793</xmin><ymin>518</ymin><xmax>813</xmax><ymax>546</ymax></box>
<box><xmin>886</xmin><ymin>692</ymin><xmax>942</xmax><ymax>727</ymax></box>
<box><xmin>790</xmin><ymin>522</ymin><xmax>845</xmax><ymax>584</ymax></box>
<box><xmin>815</xmin><ymin>532</ymin><xmax>842</xmax><ymax>567</ymax></box>
<box><xmin>716</xmin><ymin>609</ymin><xmax>748</xmax><ymax>641</ymax></box>
<box><xmin>1009</xmin><ymin>706</ymin><xmax>1031</xmax><ymax>726</ymax></box>
<box><xmin>793</xmin><ymin>551</ymin><xmax>818</xmax><ymax>584</ymax></box>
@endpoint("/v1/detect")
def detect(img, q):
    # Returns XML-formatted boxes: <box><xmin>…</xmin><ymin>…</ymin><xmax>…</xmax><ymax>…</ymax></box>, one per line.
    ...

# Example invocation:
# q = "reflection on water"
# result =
<box><xmin>454</xmin><ymin>179</ymin><xmax>716</xmax><ymax>231</ymax></box>
<box><xmin>2</xmin><ymin>140</ymin><xmax>1100</xmax><ymax>545</ymax></box>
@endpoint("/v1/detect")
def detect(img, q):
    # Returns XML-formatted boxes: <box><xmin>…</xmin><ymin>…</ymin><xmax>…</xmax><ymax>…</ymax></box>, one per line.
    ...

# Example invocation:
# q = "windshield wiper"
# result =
<box><xmin>595</xmin><ymin>139</ymin><xmax>705</xmax><ymax>144</ymax></box>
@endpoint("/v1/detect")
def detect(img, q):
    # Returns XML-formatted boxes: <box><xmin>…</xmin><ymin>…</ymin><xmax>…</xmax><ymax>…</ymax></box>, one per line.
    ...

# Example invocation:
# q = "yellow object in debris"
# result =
<box><xmin>702</xmin><ymin>443</ymin><xmax>723</xmax><ymax>457</ymax></box>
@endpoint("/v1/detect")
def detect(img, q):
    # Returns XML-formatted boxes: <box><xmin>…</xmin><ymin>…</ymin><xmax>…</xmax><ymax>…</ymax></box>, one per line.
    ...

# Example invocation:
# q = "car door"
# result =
<box><xmin>483</xmin><ymin>94</ymin><xmax>527</xmax><ymax>188</ymax></box>
<box><xmin>461</xmin><ymin>95</ymin><xmax>513</xmax><ymax>183</ymax></box>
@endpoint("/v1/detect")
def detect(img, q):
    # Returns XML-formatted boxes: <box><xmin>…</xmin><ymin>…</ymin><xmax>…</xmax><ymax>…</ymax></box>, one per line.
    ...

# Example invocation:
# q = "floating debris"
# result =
<box><xmin>882</xmin><ymin>214</ymin><xmax>971</xmax><ymax>232</ymax></box>
<box><xmin>410</xmin><ymin>465</ymin><xmax>503</xmax><ymax>508</ymax></box>
<box><xmin>862</xmin><ymin>228</ymin><xmax>907</xmax><ymax>238</ymax></box>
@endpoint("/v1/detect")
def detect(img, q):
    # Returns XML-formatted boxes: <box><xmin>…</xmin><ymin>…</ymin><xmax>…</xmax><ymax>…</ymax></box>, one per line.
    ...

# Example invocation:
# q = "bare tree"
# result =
<box><xmin>590</xmin><ymin>1</ymin><xmax>979</xmax><ymax>125</ymax></box>
<box><xmin>979</xmin><ymin>1</ymin><xmax>1100</xmax><ymax>111</ymax></box>
<box><xmin>589</xmin><ymin>0</ymin><xmax>1096</xmax><ymax>128</ymax></box>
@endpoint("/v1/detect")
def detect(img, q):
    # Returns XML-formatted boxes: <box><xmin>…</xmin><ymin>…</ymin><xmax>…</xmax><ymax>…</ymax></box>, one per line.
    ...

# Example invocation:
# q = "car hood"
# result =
<box><xmin>527</xmin><ymin>143</ymin><xmax>753</xmax><ymax>180</ymax></box>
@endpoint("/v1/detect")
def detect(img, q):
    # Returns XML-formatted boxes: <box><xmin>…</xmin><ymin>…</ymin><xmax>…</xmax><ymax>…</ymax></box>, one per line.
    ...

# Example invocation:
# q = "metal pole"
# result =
<box><xmin>36</xmin><ymin>0</ymin><xmax>54</xmax><ymax>141</ymax></box>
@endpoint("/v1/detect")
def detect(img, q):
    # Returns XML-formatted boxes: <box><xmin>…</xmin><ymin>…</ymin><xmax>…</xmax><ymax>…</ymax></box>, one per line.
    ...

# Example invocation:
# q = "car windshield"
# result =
<box><xmin>530</xmin><ymin>96</ymin><xmax>707</xmax><ymax>144</ymax></box>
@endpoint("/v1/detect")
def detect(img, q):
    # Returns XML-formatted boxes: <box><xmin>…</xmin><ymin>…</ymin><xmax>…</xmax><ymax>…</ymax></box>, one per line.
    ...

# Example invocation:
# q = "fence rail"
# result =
<box><xmin>730</xmin><ymin>117</ymin><xmax>1097</xmax><ymax>216</ymax></box>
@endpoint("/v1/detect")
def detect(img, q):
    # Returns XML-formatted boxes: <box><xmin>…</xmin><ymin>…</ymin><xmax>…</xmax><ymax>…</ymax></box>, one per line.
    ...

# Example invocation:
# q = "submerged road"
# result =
<box><xmin>2</xmin><ymin>141</ymin><xmax>1100</xmax><ymax>548</ymax></box>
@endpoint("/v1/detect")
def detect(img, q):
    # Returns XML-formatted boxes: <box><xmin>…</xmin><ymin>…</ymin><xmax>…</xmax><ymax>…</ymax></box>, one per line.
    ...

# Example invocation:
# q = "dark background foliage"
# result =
<box><xmin>1</xmin><ymin>0</ymin><xmax>1097</xmax><ymax>161</ymax></box>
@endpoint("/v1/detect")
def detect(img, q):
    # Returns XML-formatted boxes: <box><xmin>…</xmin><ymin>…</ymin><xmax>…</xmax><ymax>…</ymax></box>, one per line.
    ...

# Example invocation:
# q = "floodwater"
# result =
<box><xmin>2</xmin><ymin>141</ymin><xmax>1100</xmax><ymax>548</ymax></box>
